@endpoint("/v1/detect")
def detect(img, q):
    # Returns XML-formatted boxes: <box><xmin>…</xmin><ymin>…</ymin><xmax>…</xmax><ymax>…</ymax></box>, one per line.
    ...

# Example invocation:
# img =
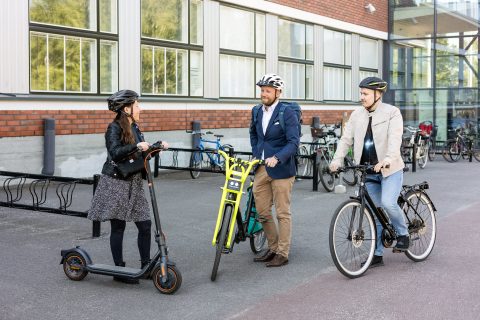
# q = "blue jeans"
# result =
<box><xmin>365</xmin><ymin>170</ymin><xmax>408</xmax><ymax>256</ymax></box>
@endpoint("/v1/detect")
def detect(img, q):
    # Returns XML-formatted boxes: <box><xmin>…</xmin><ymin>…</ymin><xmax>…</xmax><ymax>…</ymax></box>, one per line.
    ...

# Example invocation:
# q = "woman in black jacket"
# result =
<box><xmin>88</xmin><ymin>90</ymin><xmax>168</xmax><ymax>284</ymax></box>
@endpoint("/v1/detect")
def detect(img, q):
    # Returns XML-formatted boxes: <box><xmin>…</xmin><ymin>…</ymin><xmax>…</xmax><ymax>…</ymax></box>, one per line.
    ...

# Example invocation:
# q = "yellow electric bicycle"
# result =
<box><xmin>210</xmin><ymin>149</ymin><xmax>266</xmax><ymax>281</ymax></box>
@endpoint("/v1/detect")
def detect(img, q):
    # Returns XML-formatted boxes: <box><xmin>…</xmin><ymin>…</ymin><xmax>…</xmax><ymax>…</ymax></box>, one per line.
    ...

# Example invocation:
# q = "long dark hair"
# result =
<box><xmin>115</xmin><ymin>106</ymin><xmax>135</xmax><ymax>145</ymax></box>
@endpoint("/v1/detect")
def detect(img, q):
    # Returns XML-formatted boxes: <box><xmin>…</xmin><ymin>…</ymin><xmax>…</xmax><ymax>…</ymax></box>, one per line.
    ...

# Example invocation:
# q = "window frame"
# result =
<box><xmin>323</xmin><ymin>28</ymin><xmax>352</xmax><ymax>101</ymax></box>
<box><xmin>140</xmin><ymin>0</ymin><xmax>204</xmax><ymax>97</ymax></box>
<box><xmin>277</xmin><ymin>17</ymin><xmax>314</xmax><ymax>101</ymax></box>
<box><xmin>28</xmin><ymin>0</ymin><xmax>119</xmax><ymax>95</ymax></box>
<box><xmin>218</xmin><ymin>4</ymin><xmax>266</xmax><ymax>99</ymax></box>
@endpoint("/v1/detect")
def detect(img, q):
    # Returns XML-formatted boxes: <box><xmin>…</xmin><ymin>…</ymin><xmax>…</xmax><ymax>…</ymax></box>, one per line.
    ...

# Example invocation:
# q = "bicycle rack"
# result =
<box><xmin>3</xmin><ymin>176</ymin><xmax>26</xmax><ymax>206</ymax></box>
<box><xmin>56</xmin><ymin>181</ymin><xmax>77</xmax><ymax>212</ymax></box>
<box><xmin>28</xmin><ymin>179</ymin><xmax>50</xmax><ymax>209</ymax></box>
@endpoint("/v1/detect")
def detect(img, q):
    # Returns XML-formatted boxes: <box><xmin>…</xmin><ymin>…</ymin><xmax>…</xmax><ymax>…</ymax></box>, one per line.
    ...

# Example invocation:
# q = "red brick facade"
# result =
<box><xmin>272</xmin><ymin>0</ymin><xmax>388</xmax><ymax>32</ymax></box>
<box><xmin>0</xmin><ymin>109</ymin><xmax>349</xmax><ymax>137</ymax></box>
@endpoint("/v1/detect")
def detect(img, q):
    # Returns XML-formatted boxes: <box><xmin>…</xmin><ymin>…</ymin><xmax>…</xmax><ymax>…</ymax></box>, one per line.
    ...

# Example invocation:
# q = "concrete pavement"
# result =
<box><xmin>0</xmin><ymin>160</ymin><xmax>479</xmax><ymax>320</ymax></box>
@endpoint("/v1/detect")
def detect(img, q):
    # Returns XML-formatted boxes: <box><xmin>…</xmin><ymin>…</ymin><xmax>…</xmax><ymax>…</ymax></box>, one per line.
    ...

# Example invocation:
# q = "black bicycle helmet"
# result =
<box><xmin>107</xmin><ymin>90</ymin><xmax>139</xmax><ymax>112</ymax></box>
<box><xmin>359</xmin><ymin>77</ymin><xmax>388</xmax><ymax>93</ymax></box>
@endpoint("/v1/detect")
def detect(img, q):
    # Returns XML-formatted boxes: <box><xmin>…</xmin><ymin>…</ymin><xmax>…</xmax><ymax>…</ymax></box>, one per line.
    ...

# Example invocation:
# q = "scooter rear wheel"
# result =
<box><xmin>63</xmin><ymin>253</ymin><xmax>88</xmax><ymax>281</ymax></box>
<box><xmin>153</xmin><ymin>265</ymin><xmax>182</xmax><ymax>294</ymax></box>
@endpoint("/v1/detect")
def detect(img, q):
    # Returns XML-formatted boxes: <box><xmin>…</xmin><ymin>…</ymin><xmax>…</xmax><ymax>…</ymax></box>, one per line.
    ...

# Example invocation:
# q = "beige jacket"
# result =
<box><xmin>332</xmin><ymin>102</ymin><xmax>405</xmax><ymax>177</ymax></box>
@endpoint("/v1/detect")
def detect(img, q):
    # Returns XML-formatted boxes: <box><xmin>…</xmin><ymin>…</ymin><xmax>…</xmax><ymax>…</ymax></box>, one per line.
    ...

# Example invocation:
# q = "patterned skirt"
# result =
<box><xmin>87</xmin><ymin>173</ymin><xmax>150</xmax><ymax>222</ymax></box>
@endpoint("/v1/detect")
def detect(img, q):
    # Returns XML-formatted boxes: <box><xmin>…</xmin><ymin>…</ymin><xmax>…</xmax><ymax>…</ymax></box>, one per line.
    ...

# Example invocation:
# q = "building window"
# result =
<box><xmin>359</xmin><ymin>36</ymin><xmax>379</xmax><ymax>84</ymax></box>
<box><xmin>323</xmin><ymin>29</ymin><xmax>351</xmax><ymax>101</ymax></box>
<box><xmin>278</xmin><ymin>19</ymin><xmax>313</xmax><ymax>100</ymax></box>
<box><xmin>141</xmin><ymin>0</ymin><xmax>203</xmax><ymax>96</ymax></box>
<box><xmin>219</xmin><ymin>5</ymin><xmax>265</xmax><ymax>98</ymax></box>
<box><xmin>29</xmin><ymin>0</ymin><xmax>118</xmax><ymax>94</ymax></box>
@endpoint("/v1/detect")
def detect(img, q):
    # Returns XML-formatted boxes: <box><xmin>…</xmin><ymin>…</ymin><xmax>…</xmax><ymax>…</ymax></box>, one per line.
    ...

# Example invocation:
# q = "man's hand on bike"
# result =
<box><xmin>374</xmin><ymin>160</ymin><xmax>390</xmax><ymax>172</ymax></box>
<box><xmin>264</xmin><ymin>156</ymin><xmax>279</xmax><ymax>167</ymax></box>
<box><xmin>329</xmin><ymin>161</ymin><xmax>341</xmax><ymax>172</ymax></box>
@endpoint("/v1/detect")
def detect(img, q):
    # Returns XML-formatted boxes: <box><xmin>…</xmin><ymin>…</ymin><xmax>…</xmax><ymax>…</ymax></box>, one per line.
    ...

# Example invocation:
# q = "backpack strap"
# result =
<box><xmin>252</xmin><ymin>104</ymin><xmax>262</xmax><ymax>125</ymax></box>
<box><xmin>278</xmin><ymin>103</ymin><xmax>288</xmax><ymax>132</ymax></box>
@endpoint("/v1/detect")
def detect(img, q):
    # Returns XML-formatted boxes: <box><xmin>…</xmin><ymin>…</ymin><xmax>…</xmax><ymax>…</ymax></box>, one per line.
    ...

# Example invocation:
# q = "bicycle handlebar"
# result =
<box><xmin>333</xmin><ymin>163</ymin><xmax>390</xmax><ymax>173</ymax></box>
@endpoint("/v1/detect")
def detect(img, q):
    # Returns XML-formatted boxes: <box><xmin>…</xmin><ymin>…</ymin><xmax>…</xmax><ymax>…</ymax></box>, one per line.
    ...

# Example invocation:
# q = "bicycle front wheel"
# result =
<box><xmin>447</xmin><ymin>140</ymin><xmax>462</xmax><ymax>162</ymax></box>
<box><xmin>403</xmin><ymin>191</ymin><xmax>436</xmax><ymax>262</ymax></box>
<box><xmin>211</xmin><ymin>205</ymin><xmax>232</xmax><ymax>281</ymax></box>
<box><xmin>190</xmin><ymin>151</ymin><xmax>204</xmax><ymax>179</ymax></box>
<box><xmin>329</xmin><ymin>200</ymin><xmax>376</xmax><ymax>278</ymax></box>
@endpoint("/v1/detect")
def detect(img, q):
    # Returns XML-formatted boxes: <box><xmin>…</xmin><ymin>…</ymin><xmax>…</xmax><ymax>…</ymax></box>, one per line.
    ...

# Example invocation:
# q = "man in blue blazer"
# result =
<box><xmin>249</xmin><ymin>74</ymin><xmax>300</xmax><ymax>267</ymax></box>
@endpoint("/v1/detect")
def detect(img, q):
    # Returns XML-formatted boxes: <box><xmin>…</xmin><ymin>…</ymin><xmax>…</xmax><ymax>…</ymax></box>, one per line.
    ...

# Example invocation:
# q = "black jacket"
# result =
<box><xmin>101</xmin><ymin>121</ymin><xmax>145</xmax><ymax>180</ymax></box>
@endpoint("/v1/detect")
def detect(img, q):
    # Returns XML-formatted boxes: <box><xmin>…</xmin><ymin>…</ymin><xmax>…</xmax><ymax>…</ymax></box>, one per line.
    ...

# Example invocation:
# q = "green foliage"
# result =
<box><xmin>30</xmin><ymin>0</ymin><xmax>92</xmax><ymax>30</ymax></box>
<box><xmin>141</xmin><ymin>0</ymin><xmax>185</xmax><ymax>42</ymax></box>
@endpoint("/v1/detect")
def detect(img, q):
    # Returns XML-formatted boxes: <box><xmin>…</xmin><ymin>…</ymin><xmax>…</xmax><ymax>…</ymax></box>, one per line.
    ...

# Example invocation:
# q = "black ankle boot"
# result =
<box><xmin>113</xmin><ymin>262</ymin><xmax>139</xmax><ymax>284</ymax></box>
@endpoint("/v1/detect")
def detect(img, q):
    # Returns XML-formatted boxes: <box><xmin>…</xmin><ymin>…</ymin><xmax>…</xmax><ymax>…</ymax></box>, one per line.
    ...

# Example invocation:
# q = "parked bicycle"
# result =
<box><xmin>188</xmin><ymin>131</ymin><xmax>233</xmax><ymax>179</ymax></box>
<box><xmin>297</xmin><ymin>124</ymin><xmax>356</xmax><ymax>191</ymax></box>
<box><xmin>329</xmin><ymin>164</ymin><xmax>437</xmax><ymax>278</ymax></box>
<box><xmin>442</xmin><ymin>127</ymin><xmax>480</xmax><ymax>162</ymax></box>
<box><xmin>210</xmin><ymin>149</ymin><xmax>266</xmax><ymax>281</ymax></box>
<box><xmin>401</xmin><ymin>126</ymin><xmax>429</xmax><ymax>169</ymax></box>
<box><xmin>418</xmin><ymin>121</ymin><xmax>437</xmax><ymax>161</ymax></box>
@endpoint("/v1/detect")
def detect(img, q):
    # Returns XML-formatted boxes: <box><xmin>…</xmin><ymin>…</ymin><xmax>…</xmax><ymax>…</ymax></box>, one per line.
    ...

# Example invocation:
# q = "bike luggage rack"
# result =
<box><xmin>0</xmin><ymin>171</ymin><xmax>102</xmax><ymax>237</ymax></box>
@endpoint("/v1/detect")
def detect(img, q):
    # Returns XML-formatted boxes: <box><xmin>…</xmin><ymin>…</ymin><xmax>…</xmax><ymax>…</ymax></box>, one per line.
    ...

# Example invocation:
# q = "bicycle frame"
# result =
<box><xmin>348</xmin><ymin>166</ymin><xmax>435</xmax><ymax>246</ymax></box>
<box><xmin>212</xmin><ymin>150</ymin><xmax>261</xmax><ymax>250</ymax></box>
<box><xmin>198</xmin><ymin>136</ymin><xmax>223</xmax><ymax>167</ymax></box>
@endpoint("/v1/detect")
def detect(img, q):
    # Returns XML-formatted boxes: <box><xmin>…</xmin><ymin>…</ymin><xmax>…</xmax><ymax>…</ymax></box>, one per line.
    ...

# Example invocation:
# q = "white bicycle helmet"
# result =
<box><xmin>256</xmin><ymin>74</ymin><xmax>285</xmax><ymax>91</ymax></box>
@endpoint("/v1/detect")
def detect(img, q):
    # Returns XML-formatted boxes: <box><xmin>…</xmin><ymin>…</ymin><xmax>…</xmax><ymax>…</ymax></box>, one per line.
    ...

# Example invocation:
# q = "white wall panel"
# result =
<box><xmin>265</xmin><ymin>14</ymin><xmax>278</xmax><ymax>74</ymax></box>
<box><xmin>119</xmin><ymin>0</ymin><xmax>141</xmax><ymax>92</ymax></box>
<box><xmin>0</xmin><ymin>0</ymin><xmax>29</xmax><ymax>94</ymax></box>
<box><xmin>314</xmin><ymin>25</ymin><xmax>324</xmax><ymax>101</ymax></box>
<box><xmin>203</xmin><ymin>0</ymin><xmax>220</xmax><ymax>99</ymax></box>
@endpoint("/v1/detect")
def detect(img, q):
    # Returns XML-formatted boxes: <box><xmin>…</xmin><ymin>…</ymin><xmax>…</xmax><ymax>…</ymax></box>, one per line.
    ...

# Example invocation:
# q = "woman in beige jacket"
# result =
<box><xmin>330</xmin><ymin>77</ymin><xmax>409</xmax><ymax>268</ymax></box>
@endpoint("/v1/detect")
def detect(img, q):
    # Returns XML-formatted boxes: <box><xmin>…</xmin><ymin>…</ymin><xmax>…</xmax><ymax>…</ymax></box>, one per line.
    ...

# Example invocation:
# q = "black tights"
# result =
<box><xmin>110</xmin><ymin>219</ymin><xmax>151</xmax><ymax>266</ymax></box>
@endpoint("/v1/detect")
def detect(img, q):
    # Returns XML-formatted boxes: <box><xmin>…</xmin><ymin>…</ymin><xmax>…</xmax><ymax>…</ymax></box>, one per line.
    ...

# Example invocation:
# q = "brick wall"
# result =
<box><xmin>271</xmin><ymin>0</ymin><xmax>388</xmax><ymax>32</ymax></box>
<box><xmin>0</xmin><ymin>109</ymin><xmax>350</xmax><ymax>137</ymax></box>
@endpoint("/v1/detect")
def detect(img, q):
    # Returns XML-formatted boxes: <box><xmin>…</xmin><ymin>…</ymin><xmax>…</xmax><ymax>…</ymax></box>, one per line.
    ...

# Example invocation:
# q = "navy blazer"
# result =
<box><xmin>249</xmin><ymin>101</ymin><xmax>300</xmax><ymax>179</ymax></box>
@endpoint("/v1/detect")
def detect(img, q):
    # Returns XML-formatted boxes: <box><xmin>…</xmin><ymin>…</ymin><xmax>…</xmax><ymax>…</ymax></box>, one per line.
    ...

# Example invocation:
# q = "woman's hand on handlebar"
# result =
<box><xmin>161</xmin><ymin>141</ymin><xmax>169</xmax><ymax>150</ymax></box>
<box><xmin>137</xmin><ymin>141</ymin><xmax>150</xmax><ymax>151</ymax></box>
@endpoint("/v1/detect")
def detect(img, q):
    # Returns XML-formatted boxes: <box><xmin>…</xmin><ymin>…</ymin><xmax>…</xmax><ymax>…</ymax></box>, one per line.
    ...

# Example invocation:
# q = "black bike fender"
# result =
<box><xmin>60</xmin><ymin>246</ymin><xmax>92</xmax><ymax>265</ymax></box>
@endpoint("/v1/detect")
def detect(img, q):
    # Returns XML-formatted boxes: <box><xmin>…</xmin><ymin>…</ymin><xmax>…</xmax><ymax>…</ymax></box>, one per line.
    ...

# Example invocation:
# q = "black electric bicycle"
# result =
<box><xmin>60</xmin><ymin>142</ymin><xmax>182</xmax><ymax>294</ymax></box>
<box><xmin>329</xmin><ymin>164</ymin><xmax>437</xmax><ymax>278</ymax></box>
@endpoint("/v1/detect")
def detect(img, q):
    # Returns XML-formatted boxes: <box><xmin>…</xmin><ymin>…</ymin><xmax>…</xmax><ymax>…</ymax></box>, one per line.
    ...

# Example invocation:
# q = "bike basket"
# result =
<box><xmin>311</xmin><ymin>127</ymin><xmax>325</xmax><ymax>138</ymax></box>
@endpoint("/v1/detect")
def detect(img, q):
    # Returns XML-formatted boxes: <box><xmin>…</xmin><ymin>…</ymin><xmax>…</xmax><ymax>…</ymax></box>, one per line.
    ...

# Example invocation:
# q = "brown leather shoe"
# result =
<box><xmin>253</xmin><ymin>250</ymin><xmax>276</xmax><ymax>262</ymax></box>
<box><xmin>266</xmin><ymin>254</ymin><xmax>289</xmax><ymax>267</ymax></box>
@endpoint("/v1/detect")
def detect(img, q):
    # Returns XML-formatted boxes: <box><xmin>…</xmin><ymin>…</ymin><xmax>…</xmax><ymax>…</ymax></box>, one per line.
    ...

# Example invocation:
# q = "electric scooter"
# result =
<box><xmin>60</xmin><ymin>142</ymin><xmax>182</xmax><ymax>294</ymax></box>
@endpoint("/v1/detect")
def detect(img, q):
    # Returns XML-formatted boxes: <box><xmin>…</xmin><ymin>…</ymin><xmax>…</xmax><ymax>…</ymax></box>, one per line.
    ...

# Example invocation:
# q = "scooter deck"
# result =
<box><xmin>88</xmin><ymin>264</ymin><xmax>142</xmax><ymax>275</ymax></box>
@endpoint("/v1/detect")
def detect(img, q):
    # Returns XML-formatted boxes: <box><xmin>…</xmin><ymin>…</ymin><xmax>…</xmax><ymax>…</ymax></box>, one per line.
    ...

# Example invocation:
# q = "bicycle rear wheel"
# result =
<box><xmin>296</xmin><ymin>145</ymin><xmax>309</xmax><ymax>178</ymax></box>
<box><xmin>190</xmin><ymin>151</ymin><xmax>204</xmax><ymax>179</ymax></box>
<box><xmin>403</xmin><ymin>191</ymin><xmax>436</xmax><ymax>262</ymax></box>
<box><xmin>428</xmin><ymin>138</ymin><xmax>436</xmax><ymax>161</ymax></box>
<box><xmin>211</xmin><ymin>205</ymin><xmax>232</xmax><ymax>281</ymax></box>
<box><xmin>250</xmin><ymin>229</ymin><xmax>267</xmax><ymax>254</ymax></box>
<box><xmin>417</xmin><ymin>140</ymin><xmax>428</xmax><ymax>169</ymax></box>
<box><xmin>318</xmin><ymin>157</ymin><xmax>335</xmax><ymax>192</ymax></box>
<box><xmin>329</xmin><ymin>200</ymin><xmax>376</xmax><ymax>278</ymax></box>
<box><xmin>342</xmin><ymin>156</ymin><xmax>358</xmax><ymax>186</ymax></box>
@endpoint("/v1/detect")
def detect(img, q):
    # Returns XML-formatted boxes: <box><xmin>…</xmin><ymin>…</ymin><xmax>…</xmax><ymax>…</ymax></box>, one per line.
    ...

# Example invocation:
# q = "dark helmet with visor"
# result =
<box><xmin>107</xmin><ymin>90</ymin><xmax>139</xmax><ymax>112</ymax></box>
<box><xmin>359</xmin><ymin>77</ymin><xmax>388</xmax><ymax>93</ymax></box>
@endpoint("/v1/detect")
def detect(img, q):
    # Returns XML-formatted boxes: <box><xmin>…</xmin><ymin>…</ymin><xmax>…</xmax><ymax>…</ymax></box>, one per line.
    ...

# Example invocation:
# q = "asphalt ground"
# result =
<box><xmin>1</xmin><ymin>159</ymin><xmax>479</xmax><ymax>320</ymax></box>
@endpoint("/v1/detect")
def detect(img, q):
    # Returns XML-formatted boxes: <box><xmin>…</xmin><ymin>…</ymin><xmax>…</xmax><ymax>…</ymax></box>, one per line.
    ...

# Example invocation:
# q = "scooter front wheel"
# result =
<box><xmin>63</xmin><ymin>253</ymin><xmax>88</xmax><ymax>281</ymax></box>
<box><xmin>152</xmin><ymin>265</ymin><xmax>182</xmax><ymax>294</ymax></box>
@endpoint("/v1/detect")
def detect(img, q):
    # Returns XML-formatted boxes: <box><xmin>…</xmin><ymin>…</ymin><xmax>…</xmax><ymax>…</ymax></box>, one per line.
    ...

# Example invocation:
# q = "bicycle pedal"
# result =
<box><xmin>392</xmin><ymin>248</ymin><xmax>407</xmax><ymax>253</ymax></box>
